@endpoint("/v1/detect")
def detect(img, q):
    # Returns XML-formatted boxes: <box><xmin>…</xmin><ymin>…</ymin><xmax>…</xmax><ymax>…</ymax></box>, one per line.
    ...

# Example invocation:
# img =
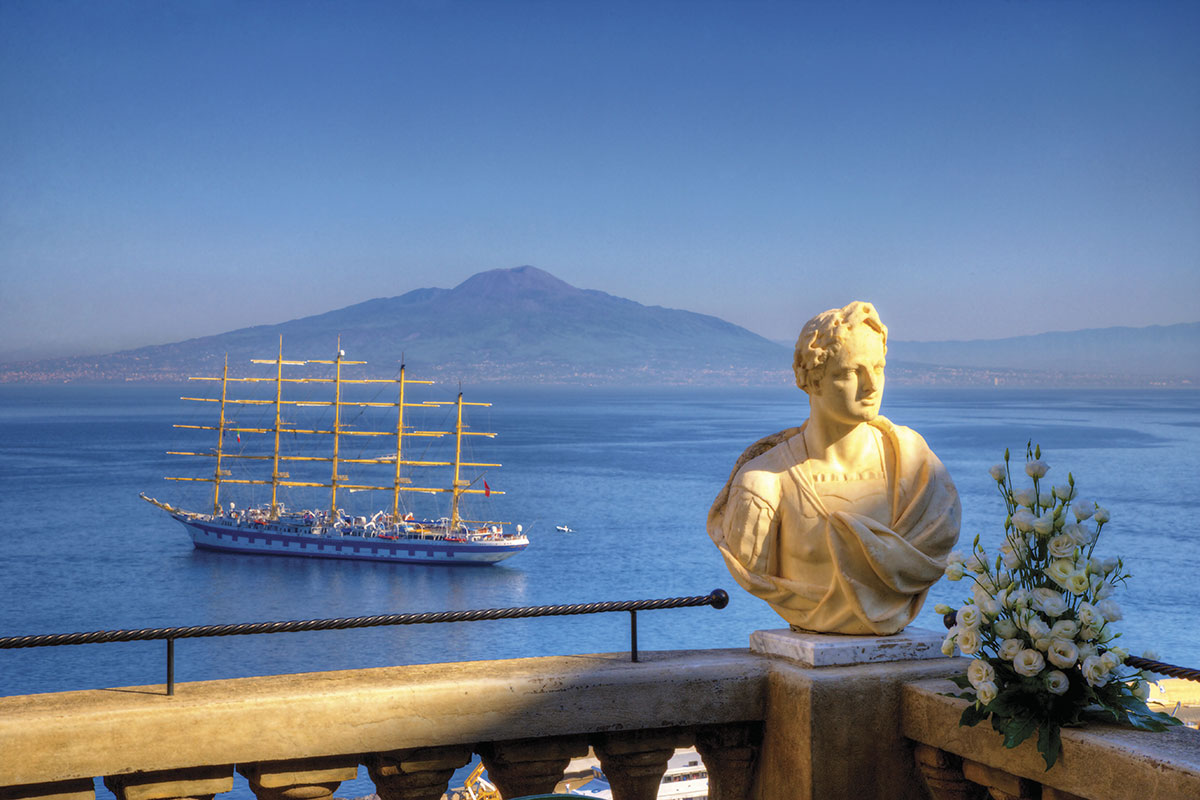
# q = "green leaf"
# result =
<box><xmin>960</xmin><ymin>703</ymin><xmax>989</xmax><ymax>727</ymax></box>
<box><xmin>1036</xmin><ymin>721</ymin><xmax>1062</xmax><ymax>770</ymax></box>
<box><xmin>947</xmin><ymin>674</ymin><xmax>972</xmax><ymax>690</ymax></box>
<box><xmin>1002</xmin><ymin>715</ymin><xmax>1038</xmax><ymax>749</ymax></box>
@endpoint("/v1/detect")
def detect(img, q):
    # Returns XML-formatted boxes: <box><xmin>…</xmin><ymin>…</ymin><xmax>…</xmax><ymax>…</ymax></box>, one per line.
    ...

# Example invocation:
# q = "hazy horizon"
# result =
<box><xmin>3</xmin><ymin>2</ymin><xmax>1198</xmax><ymax>361</ymax></box>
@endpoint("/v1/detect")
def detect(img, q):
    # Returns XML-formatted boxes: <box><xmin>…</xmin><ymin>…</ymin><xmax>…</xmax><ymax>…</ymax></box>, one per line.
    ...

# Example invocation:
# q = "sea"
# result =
<box><xmin>2</xmin><ymin>383</ymin><xmax>1198</xmax><ymax>796</ymax></box>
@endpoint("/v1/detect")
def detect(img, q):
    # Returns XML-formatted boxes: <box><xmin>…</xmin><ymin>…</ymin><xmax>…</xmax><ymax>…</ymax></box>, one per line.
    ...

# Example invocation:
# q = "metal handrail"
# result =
<box><xmin>0</xmin><ymin>589</ymin><xmax>729</xmax><ymax>695</ymax></box>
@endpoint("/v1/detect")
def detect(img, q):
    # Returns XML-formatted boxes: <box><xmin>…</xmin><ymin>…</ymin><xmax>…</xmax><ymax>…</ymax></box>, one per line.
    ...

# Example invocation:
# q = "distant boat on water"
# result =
<box><xmin>141</xmin><ymin>339</ymin><xmax>529</xmax><ymax>565</ymax></box>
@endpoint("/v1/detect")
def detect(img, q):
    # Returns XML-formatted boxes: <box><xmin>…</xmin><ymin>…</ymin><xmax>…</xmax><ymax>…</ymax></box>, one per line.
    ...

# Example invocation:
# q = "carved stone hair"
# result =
<box><xmin>792</xmin><ymin>301</ymin><xmax>888</xmax><ymax>394</ymax></box>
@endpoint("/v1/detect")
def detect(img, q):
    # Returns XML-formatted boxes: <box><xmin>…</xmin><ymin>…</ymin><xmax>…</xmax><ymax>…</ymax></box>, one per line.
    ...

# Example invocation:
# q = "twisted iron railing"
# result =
<box><xmin>0</xmin><ymin>589</ymin><xmax>729</xmax><ymax>695</ymax></box>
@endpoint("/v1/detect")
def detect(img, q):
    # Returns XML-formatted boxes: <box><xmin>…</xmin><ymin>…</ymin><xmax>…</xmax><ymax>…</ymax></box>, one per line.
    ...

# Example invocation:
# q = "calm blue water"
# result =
<box><xmin>1</xmin><ymin>384</ymin><xmax>1198</xmax><ymax>794</ymax></box>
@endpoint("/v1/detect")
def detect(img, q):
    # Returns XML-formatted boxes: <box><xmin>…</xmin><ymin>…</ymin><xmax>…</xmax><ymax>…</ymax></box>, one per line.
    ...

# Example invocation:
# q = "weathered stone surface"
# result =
<box><xmin>755</xmin><ymin>656</ymin><xmax>963</xmax><ymax>800</ymax></box>
<box><xmin>593</xmin><ymin>729</ymin><xmax>683</xmax><ymax>800</ymax></box>
<box><xmin>104</xmin><ymin>765</ymin><xmax>233</xmax><ymax>800</ymax></box>
<box><xmin>694</xmin><ymin>723</ymin><xmax>760</xmax><ymax>800</ymax></box>
<box><xmin>903</xmin><ymin>678</ymin><xmax>1200</xmax><ymax>800</ymax></box>
<box><xmin>750</xmin><ymin>627</ymin><xmax>945</xmax><ymax>667</ymax></box>
<box><xmin>0</xmin><ymin>779</ymin><xmax>94</xmax><ymax>800</ymax></box>
<box><xmin>477</xmin><ymin>735</ymin><xmax>587</xmax><ymax>797</ymax></box>
<box><xmin>0</xmin><ymin>649</ymin><xmax>766</xmax><ymax>787</ymax></box>
<box><xmin>238</xmin><ymin>757</ymin><xmax>358</xmax><ymax>800</ymax></box>
<box><xmin>366</xmin><ymin>746</ymin><xmax>471</xmax><ymax>800</ymax></box>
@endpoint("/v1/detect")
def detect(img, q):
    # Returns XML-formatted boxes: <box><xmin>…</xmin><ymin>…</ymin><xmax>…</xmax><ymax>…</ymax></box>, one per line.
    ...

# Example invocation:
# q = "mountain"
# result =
<box><xmin>0</xmin><ymin>267</ymin><xmax>792</xmax><ymax>385</ymax></box>
<box><xmin>889</xmin><ymin>323</ymin><xmax>1200</xmax><ymax>385</ymax></box>
<box><xmin>2</xmin><ymin>267</ymin><xmax>1195</xmax><ymax>387</ymax></box>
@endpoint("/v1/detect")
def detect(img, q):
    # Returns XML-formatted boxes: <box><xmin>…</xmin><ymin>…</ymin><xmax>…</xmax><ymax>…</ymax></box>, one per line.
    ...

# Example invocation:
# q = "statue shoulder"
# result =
<box><xmin>873</xmin><ymin>416</ymin><xmax>934</xmax><ymax>454</ymax></box>
<box><xmin>728</xmin><ymin>428</ymin><xmax>804</xmax><ymax>490</ymax></box>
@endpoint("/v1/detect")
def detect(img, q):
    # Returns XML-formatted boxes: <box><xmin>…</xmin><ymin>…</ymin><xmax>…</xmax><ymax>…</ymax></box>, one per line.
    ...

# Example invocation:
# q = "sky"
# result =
<box><xmin>1</xmin><ymin>0</ymin><xmax>1197</xmax><ymax>361</ymax></box>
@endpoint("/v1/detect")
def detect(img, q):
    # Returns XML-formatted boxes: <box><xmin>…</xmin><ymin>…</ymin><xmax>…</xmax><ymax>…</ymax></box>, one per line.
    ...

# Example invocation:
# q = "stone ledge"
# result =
<box><xmin>0</xmin><ymin>649</ymin><xmax>767</xmax><ymax>787</ymax></box>
<box><xmin>901</xmin><ymin>677</ymin><xmax>1200</xmax><ymax>800</ymax></box>
<box><xmin>750</xmin><ymin>626</ymin><xmax>945</xmax><ymax>667</ymax></box>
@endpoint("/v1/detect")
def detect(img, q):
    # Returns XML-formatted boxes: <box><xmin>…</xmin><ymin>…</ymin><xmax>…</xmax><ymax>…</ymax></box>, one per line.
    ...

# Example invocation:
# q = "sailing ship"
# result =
<box><xmin>141</xmin><ymin>340</ymin><xmax>529</xmax><ymax>565</ymax></box>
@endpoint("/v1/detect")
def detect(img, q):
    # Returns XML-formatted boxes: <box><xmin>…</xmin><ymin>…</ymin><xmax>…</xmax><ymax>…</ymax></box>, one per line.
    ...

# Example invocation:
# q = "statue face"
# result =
<box><xmin>809</xmin><ymin>325</ymin><xmax>885</xmax><ymax>426</ymax></box>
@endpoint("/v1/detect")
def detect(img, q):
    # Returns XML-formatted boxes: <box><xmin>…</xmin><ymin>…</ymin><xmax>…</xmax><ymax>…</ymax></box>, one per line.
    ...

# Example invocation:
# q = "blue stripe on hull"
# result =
<box><xmin>179</xmin><ymin>519</ymin><xmax>525</xmax><ymax>565</ymax></box>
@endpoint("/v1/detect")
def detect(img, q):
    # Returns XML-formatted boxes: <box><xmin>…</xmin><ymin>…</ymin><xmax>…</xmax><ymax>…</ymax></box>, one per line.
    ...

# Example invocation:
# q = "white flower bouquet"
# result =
<box><xmin>941</xmin><ymin>443</ymin><xmax>1180</xmax><ymax>768</ymax></box>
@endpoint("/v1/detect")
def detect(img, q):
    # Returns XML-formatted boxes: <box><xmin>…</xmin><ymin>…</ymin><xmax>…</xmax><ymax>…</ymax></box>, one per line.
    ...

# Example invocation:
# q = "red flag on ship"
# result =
<box><xmin>484</xmin><ymin>480</ymin><xmax>491</xmax><ymax>498</ymax></box>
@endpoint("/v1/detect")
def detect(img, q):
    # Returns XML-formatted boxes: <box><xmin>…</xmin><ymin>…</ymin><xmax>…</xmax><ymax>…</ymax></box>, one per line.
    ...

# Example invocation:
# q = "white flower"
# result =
<box><xmin>1050</xmin><ymin>619</ymin><xmax>1080</xmax><ymax>640</ymax></box>
<box><xmin>1045</xmin><ymin>559</ymin><xmax>1075</xmax><ymax>587</ymax></box>
<box><xmin>989</xmin><ymin>464</ymin><xmax>1007</xmax><ymax>482</ymax></box>
<box><xmin>1072</xmin><ymin>499</ymin><xmax>1095</xmax><ymax>521</ymax></box>
<box><xmin>1053</xmin><ymin>484</ymin><xmax>1076</xmax><ymax>501</ymax></box>
<box><xmin>1025</xmin><ymin>459</ymin><xmax>1050</xmax><ymax>479</ymax></box>
<box><xmin>1032</xmin><ymin>515</ymin><xmax>1055</xmax><ymax>537</ymax></box>
<box><xmin>1047</xmin><ymin>534</ymin><xmax>1076</xmax><ymax>558</ymax></box>
<box><xmin>1110</xmin><ymin>646</ymin><xmax>1129</xmax><ymax>660</ymax></box>
<box><xmin>1024</xmin><ymin>615</ymin><xmax>1052</xmax><ymax>641</ymax></box>
<box><xmin>945</xmin><ymin>562</ymin><xmax>965</xmax><ymax>581</ymax></box>
<box><xmin>934</xmin><ymin>603</ymin><xmax>953</xmax><ymax>615</ymax></box>
<box><xmin>1007</xmin><ymin>587</ymin><xmax>1031</xmax><ymax>609</ymax></box>
<box><xmin>947</xmin><ymin>550</ymin><xmax>967</xmax><ymax>565</ymax></box>
<box><xmin>1082</xmin><ymin>654</ymin><xmax>1110</xmax><ymax>687</ymax></box>
<box><xmin>1062</xmin><ymin>522</ymin><xmax>1090</xmax><ymax>545</ymax></box>
<box><xmin>964</xmin><ymin>553</ymin><xmax>987</xmax><ymax>574</ymax></box>
<box><xmin>1093</xmin><ymin>580</ymin><xmax>1115</xmax><ymax>600</ymax></box>
<box><xmin>977</xmin><ymin>680</ymin><xmax>999</xmax><ymax>705</ymax></box>
<box><xmin>1141</xmin><ymin>648</ymin><xmax>1160</xmax><ymax>661</ymax></box>
<box><xmin>1131</xmin><ymin>679</ymin><xmax>1150</xmax><ymax>701</ymax></box>
<box><xmin>998</xmin><ymin>638</ymin><xmax>1024</xmax><ymax>661</ymax></box>
<box><xmin>1100</xmin><ymin>650</ymin><xmax>1121</xmax><ymax>671</ymax></box>
<box><xmin>1079</xmin><ymin>626</ymin><xmax>1101</xmax><ymax>643</ymax></box>
<box><xmin>993</xmin><ymin>618</ymin><xmax>1018</xmax><ymax>639</ymax></box>
<box><xmin>1077</xmin><ymin>602</ymin><xmax>1103</xmax><ymax>629</ymax></box>
<box><xmin>1047</xmin><ymin>639</ymin><xmax>1079</xmax><ymax>669</ymax></box>
<box><xmin>1045</xmin><ymin>670</ymin><xmax>1070</xmax><ymax>695</ymax></box>
<box><xmin>1031</xmin><ymin>588</ymin><xmax>1068</xmax><ymax>617</ymax></box>
<box><xmin>1013</xmin><ymin>490</ymin><xmax>1037</xmax><ymax>510</ymax></box>
<box><xmin>1078</xmin><ymin>641</ymin><xmax>1098</xmax><ymax>661</ymax></box>
<box><xmin>1093</xmin><ymin>506</ymin><xmax>1110</xmax><ymax>524</ymax></box>
<box><xmin>957</xmin><ymin>605</ymin><xmax>982</xmax><ymax>630</ymax></box>
<box><xmin>999</xmin><ymin>541</ymin><xmax>1024</xmax><ymax>570</ymax></box>
<box><xmin>1097</xmin><ymin>599</ymin><xmax>1123</xmax><ymax>622</ymax></box>
<box><xmin>1038</xmin><ymin>491</ymin><xmax>1055</xmax><ymax>510</ymax></box>
<box><xmin>1100</xmin><ymin>556</ymin><xmax>1119</xmax><ymax>575</ymax></box>
<box><xmin>1065</xmin><ymin>570</ymin><xmax>1091</xmax><ymax>596</ymax></box>
<box><xmin>941</xmin><ymin>628</ymin><xmax>957</xmax><ymax>656</ymax></box>
<box><xmin>968</xmin><ymin>658</ymin><xmax>996</xmax><ymax>688</ymax></box>
<box><xmin>957</xmin><ymin>627</ymin><xmax>982</xmax><ymax>655</ymax></box>
<box><xmin>1013</xmin><ymin>649</ymin><xmax>1046</xmax><ymax>677</ymax></box>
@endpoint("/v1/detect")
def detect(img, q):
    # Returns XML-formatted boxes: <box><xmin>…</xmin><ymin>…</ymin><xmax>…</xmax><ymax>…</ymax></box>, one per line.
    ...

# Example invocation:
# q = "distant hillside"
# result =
<box><xmin>2</xmin><ymin>267</ymin><xmax>1194</xmax><ymax>387</ymax></box>
<box><xmin>890</xmin><ymin>323</ymin><xmax>1200</xmax><ymax>385</ymax></box>
<box><xmin>0</xmin><ymin>267</ymin><xmax>792</xmax><ymax>385</ymax></box>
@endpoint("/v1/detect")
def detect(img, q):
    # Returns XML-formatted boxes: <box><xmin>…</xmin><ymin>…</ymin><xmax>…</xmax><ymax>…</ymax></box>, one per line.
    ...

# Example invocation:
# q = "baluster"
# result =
<box><xmin>238</xmin><ymin>757</ymin><xmax>358</xmax><ymax>800</ymax></box>
<box><xmin>365</xmin><ymin>745</ymin><xmax>472</xmax><ymax>800</ymax></box>
<box><xmin>912</xmin><ymin>744</ymin><xmax>986</xmax><ymax>800</ymax></box>
<box><xmin>962</xmin><ymin>759</ymin><xmax>1039</xmax><ymax>800</ymax></box>
<box><xmin>476</xmin><ymin>735</ymin><xmax>588</xmax><ymax>798</ymax></box>
<box><xmin>104</xmin><ymin>766</ymin><xmax>233</xmax><ymax>800</ymax></box>
<box><xmin>0</xmin><ymin>778</ymin><xmax>95</xmax><ymax>800</ymax></box>
<box><xmin>694</xmin><ymin>723</ymin><xmax>761</xmax><ymax>800</ymax></box>
<box><xmin>592</xmin><ymin>730</ymin><xmax>682</xmax><ymax>800</ymax></box>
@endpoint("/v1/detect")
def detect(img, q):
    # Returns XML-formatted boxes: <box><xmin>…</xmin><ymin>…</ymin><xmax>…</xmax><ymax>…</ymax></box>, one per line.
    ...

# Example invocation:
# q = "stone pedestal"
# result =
<box><xmin>750</xmin><ymin>627</ymin><xmax>944</xmax><ymax>668</ymax></box>
<box><xmin>751</xmin><ymin>627</ymin><xmax>961</xmax><ymax>800</ymax></box>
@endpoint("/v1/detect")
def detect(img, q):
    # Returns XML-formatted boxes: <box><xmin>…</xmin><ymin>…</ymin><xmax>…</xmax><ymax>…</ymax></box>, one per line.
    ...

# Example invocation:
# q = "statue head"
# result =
<box><xmin>792</xmin><ymin>301</ymin><xmax>888</xmax><ymax>393</ymax></box>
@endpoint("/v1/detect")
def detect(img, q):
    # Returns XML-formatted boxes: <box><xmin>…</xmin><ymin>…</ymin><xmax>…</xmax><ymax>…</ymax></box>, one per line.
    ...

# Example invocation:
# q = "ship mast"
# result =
<box><xmin>212</xmin><ymin>356</ymin><xmax>230</xmax><ymax>515</ymax></box>
<box><xmin>451</xmin><ymin>392</ymin><xmax>465</xmax><ymax>531</ymax></box>
<box><xmin>330</xmin><ymin>341</ymin><xmax>345</xmax><ymax>520</ymax></box>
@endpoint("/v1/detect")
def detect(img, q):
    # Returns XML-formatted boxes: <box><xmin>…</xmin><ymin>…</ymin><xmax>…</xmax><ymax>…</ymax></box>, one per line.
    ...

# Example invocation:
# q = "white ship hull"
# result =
<box><xmin>176</xmin><ymin>515</ymin><xmax>528</xmax><ymax>565</ymax></box>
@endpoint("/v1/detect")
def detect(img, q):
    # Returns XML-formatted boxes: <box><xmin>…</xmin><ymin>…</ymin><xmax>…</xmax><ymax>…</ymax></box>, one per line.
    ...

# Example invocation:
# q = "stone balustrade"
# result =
<box><xmin>903</xmin><ymin>677</ymin><xmax>1200</xmax><ymax>800</ymax></box>
<box><xmin>2</xmin><ymin>643</ymin><xmax>1198</xmax><ymax>800</ymax></box>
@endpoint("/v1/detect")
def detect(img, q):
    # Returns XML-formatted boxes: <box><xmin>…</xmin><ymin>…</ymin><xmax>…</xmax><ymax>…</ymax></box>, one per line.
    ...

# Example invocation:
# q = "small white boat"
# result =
<box><xmin>556</xmin><ymin>525</ymin><xmax>575</xmax><ymax>533</ymax></box>
<box><xmin>574</xmin><ymin>749</ymin><xmax>708</xmax><ymax>799</ymax></box>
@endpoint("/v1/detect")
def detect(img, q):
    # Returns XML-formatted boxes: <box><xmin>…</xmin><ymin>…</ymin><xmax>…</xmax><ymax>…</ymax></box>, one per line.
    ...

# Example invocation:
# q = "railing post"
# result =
<box><xmin>630</xmin><ymin>610</ymin><xmax>639</xmax><ymax>662</ymax></box>
<box><xmin>166</xmin><ymin>638</ymin><xmax>174</xmax><ymax>696</ymax></box>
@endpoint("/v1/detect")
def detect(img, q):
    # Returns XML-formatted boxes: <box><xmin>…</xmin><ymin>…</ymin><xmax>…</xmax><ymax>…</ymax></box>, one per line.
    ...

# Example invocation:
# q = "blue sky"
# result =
<box><xmin>2</xmin><ymin>0</ymin><xmax>1197</xmax><ymax>360</ymax></box>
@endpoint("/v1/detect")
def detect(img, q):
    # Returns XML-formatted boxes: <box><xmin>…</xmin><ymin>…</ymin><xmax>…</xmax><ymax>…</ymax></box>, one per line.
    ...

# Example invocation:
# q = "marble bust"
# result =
<box><xmin>707</xmin><ymin>301</ymin><xmax>960</xmax><ymax>635</ymax></box>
